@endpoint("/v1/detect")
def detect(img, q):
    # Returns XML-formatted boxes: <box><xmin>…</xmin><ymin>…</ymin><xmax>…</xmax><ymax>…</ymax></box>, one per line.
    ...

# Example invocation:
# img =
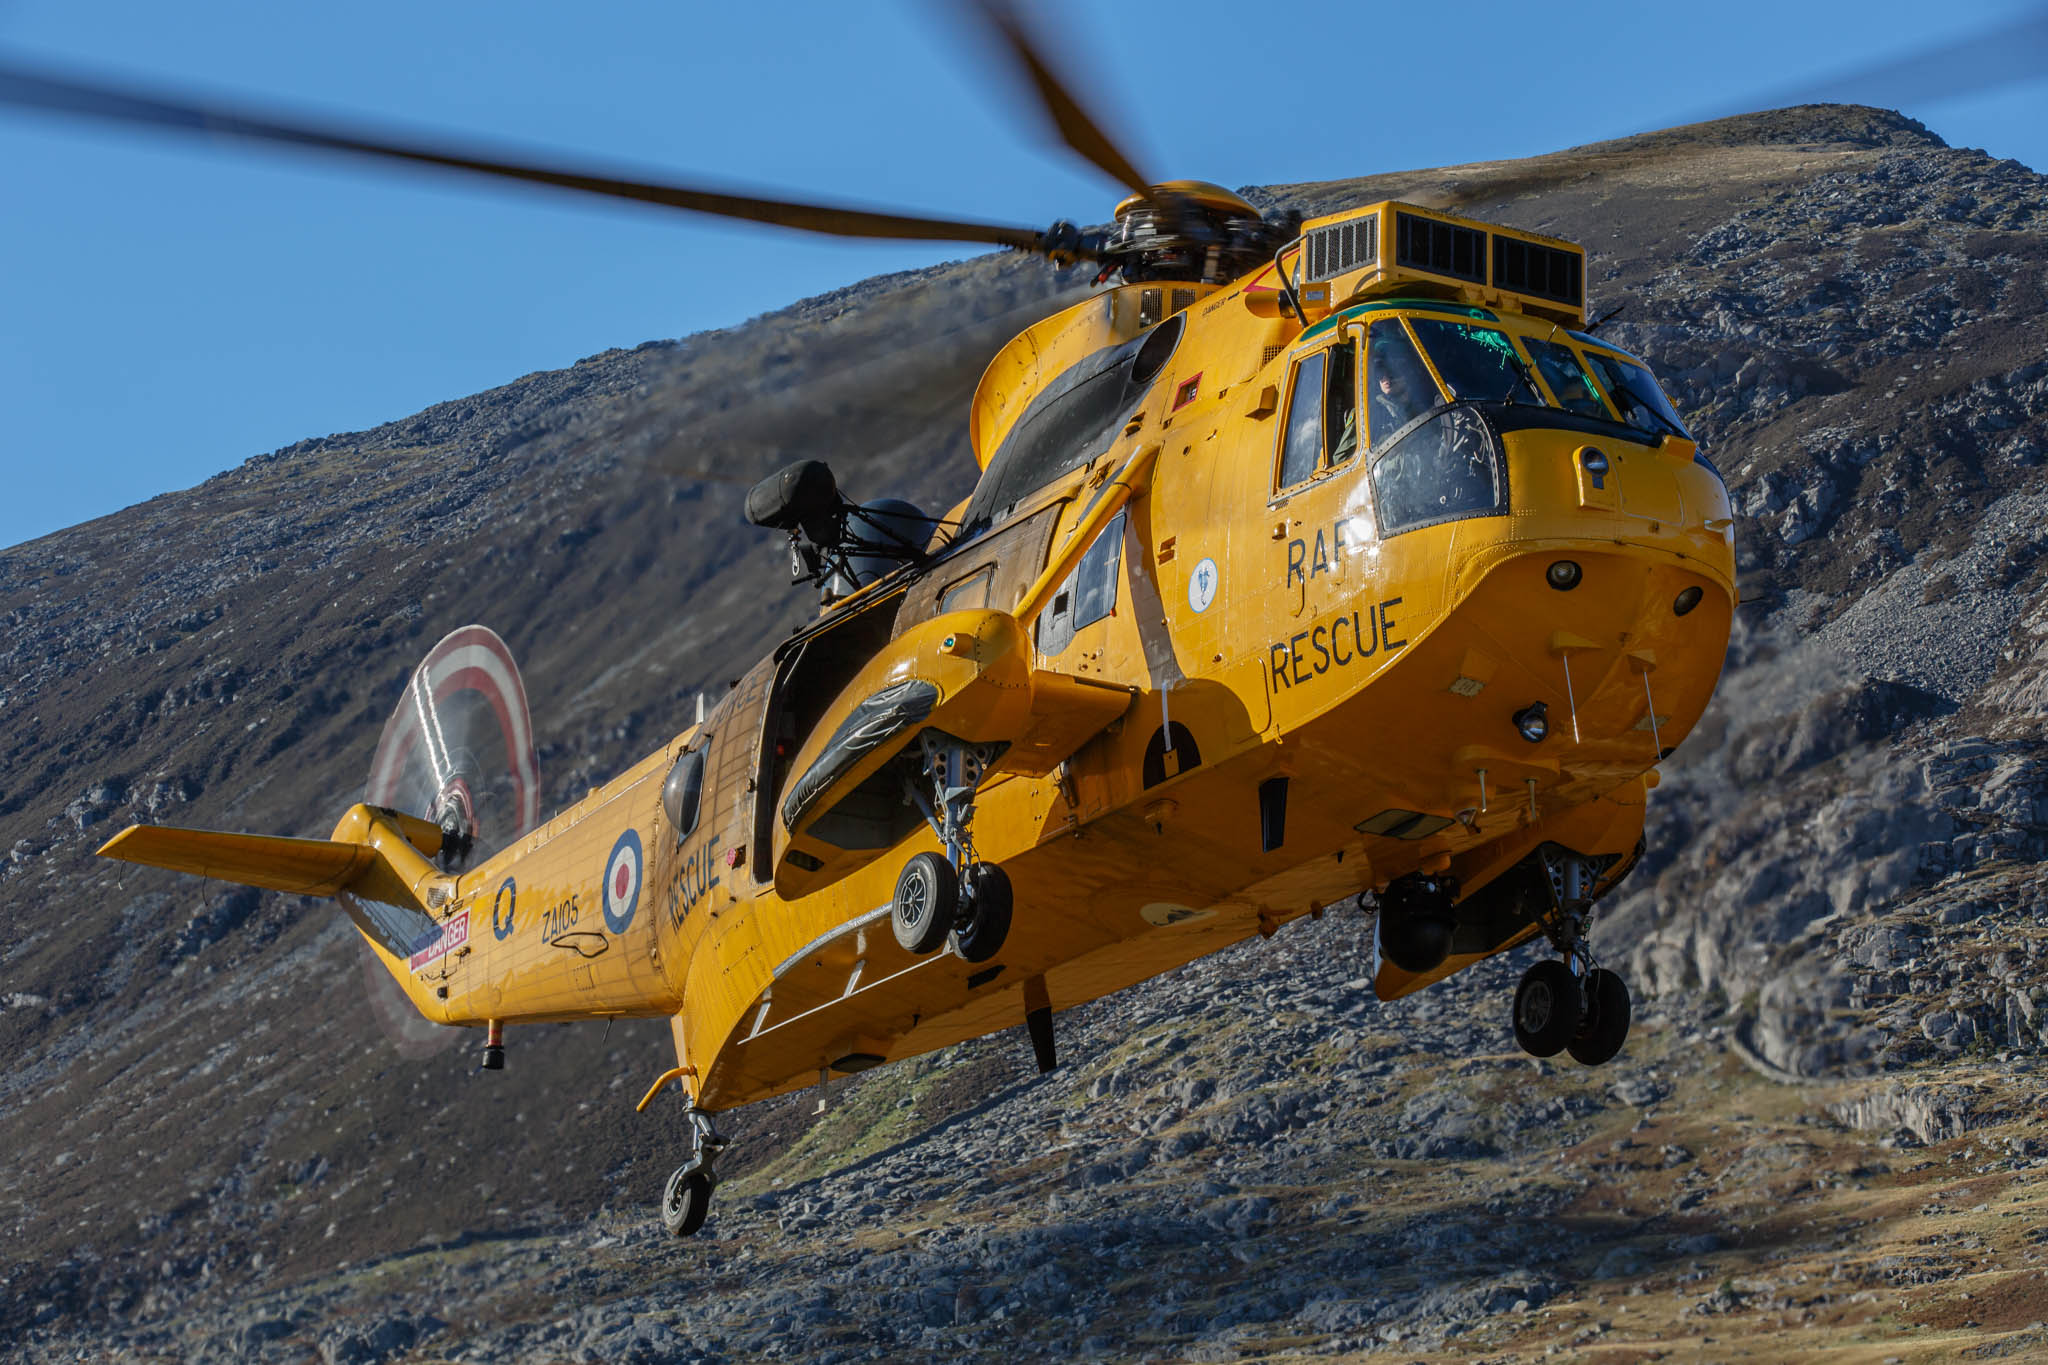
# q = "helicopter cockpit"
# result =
<box><xmin>1280</xmin><ymin>300</ymin><xmax>1700</xmax><ymax>537</ymax></box>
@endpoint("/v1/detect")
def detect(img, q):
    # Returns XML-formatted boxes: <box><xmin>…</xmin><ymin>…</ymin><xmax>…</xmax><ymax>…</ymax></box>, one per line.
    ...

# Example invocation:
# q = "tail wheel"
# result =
<box><xmin>892</xmin><ymin>852</ymin><xmax>958</xmax><ymax>955</ymax></box>
<box><xmin>662</xmin><ymin>1167</ymin><xmax>712</xmax><ymax>1238</ymax></box>
<box><xmin>954</xmin><ymin>862</ymin><xmax>1013</xmax><ymax>963</ymax></box>
<box><xmin>1513</xmin><ymin>959</ymin><xmax>1582</xmax><ymax>1058</ymax></box>
<box><xmin>1566</xmin><ymin>967</ymin><xmax>1632</xmax><ymax>1066</ymax></box>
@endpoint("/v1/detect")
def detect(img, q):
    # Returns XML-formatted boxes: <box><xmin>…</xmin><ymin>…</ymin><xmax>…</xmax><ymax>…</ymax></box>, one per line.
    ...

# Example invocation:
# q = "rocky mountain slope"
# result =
<box><xmin>5</xmin><ymin>103</ymin><xmax>2048</xmax><ymax>1362</ymax></box>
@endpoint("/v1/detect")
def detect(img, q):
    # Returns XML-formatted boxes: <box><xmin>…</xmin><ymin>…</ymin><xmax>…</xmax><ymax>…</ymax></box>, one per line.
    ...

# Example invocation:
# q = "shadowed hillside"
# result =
<box><xmin>6</xmin><ymin>103</ymin><xmax>2048</xmax><ymax>1362</ymax></box>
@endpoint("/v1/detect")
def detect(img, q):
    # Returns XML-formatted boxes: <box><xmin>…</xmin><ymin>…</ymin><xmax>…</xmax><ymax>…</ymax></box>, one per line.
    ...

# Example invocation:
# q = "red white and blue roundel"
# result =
<box><xmin>602</xmin><ymin>829</ymin><xmax>643</xmax><ymax>934</ymax></box>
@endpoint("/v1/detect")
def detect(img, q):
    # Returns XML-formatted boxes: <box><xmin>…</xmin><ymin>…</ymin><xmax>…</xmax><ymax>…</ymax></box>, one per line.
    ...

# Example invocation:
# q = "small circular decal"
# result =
<box><xmin>602</xmin><ymin>830</ymin><xmax>643</xmax><ymax>934</ymax></box>
<box><xmin>1140</xmin><ymin>902</ymin><xmax>1216</xmax><ymax>927</ymax></box>
<box><xmin>492</xmin><ymin>877</ymin><xmax>518</xmax><ymax>941</ymax></box>
<box><xmin>1188</xmin><ymin>557</ymin><xmax>1218</xmax><ymax>614</ymax></box>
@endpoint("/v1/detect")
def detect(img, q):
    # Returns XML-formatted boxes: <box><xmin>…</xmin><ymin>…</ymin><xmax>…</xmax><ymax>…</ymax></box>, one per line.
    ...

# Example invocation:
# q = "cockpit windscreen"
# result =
<box><xmin>1408</xmin><ymin>319</ymin><xmax>1542</xmax><ymax>406</ymax></box>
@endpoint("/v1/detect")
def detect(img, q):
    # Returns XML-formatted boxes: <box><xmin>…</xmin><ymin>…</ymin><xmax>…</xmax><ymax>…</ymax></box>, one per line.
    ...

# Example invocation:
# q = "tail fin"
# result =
<box><xmin>97</xmin><ymin>805</ymin><xmax>448</xmax><ymax>966</ymax></box>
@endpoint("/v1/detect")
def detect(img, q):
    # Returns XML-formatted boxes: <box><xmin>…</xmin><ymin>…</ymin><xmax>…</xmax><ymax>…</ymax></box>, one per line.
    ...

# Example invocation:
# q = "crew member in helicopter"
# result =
<box><xmin>1368</xmin><ymin>332</ymin><xmax>1435</xmax><ymax>442</ymax></box>
<box><xmin>1367</xmin><ymin>328</ymin><xmax>1497</xmax><ymax>527</ymax></box>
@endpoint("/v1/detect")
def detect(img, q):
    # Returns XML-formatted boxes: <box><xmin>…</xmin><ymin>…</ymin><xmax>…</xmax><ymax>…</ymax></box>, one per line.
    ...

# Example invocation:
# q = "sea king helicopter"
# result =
<box><xmin>13</xmin><ymin>2</ymin><xmax>1736</xmax><ymax>1236</ymax></box>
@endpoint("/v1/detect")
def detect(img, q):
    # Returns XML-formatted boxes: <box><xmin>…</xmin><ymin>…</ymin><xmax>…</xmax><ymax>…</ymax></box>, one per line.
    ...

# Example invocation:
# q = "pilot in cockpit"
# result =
<box><xmin>1368</xmin><ymin>333</ymin><xmax>1436</xmax><ymax>446</ymax></box>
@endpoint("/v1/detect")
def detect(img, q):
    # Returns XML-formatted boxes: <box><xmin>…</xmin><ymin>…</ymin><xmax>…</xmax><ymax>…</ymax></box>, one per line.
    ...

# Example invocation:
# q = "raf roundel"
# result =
<box><xmin>602</xmin><ymin>829</ymin><xmax>643</xmax><ymax>934</ymax></box>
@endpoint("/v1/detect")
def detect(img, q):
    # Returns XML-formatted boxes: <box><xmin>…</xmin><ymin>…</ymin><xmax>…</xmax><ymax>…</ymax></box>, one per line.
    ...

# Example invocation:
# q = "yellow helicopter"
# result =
<box><xmin>18</xmin><ymin>3</ymin><xmax>1735</xmax><ymax>1237</ymax></box>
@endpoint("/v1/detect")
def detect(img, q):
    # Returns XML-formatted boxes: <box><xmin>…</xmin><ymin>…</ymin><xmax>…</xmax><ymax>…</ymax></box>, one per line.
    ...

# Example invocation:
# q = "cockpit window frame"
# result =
<box><xmin>1519</xmin><ymin>334</ymin><xmax>1617</xmax><ymax>421</ymax></box>
<box><xmin>1270</xmin><ymin>335</ymin><xmax>1363</xmax><ymax>502</ymax></box>
<box><xmin>1404</xmin><ymin>316</ymin><xmax>1545</xmax><ymax>407</ymax></box>
<box><xmin>1578</xmin><ymin>347</ymin><xmax>1694</xmax><ymax>441</ymax></box>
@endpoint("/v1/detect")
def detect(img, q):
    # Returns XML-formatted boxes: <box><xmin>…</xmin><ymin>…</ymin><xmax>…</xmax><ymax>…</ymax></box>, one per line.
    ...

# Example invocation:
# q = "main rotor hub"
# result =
<box><xmin>1099</xmin><ymin>181</ymin><xmax>1296</xmax><ymax>285</ymax></box>
<box><xmin>1112</xmin><ymin>180</ymin><xmax>1261</xmax><ymax>224</ymax></box>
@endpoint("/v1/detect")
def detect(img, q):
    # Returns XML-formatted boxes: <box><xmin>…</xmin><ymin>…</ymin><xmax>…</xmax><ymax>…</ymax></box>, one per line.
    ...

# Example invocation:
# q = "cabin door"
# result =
<box><xmin>748</xmin><ymin>588</ymin><xmax>908</xmax><ymax>886</ymax></box>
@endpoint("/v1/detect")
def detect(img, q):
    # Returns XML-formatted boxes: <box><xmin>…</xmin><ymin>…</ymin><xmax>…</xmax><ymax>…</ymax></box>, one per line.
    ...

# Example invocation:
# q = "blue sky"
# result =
<box><xmin>2</xmin><ymin>0</ymin><xmax>2043</xmax><ymax>551</ymax></box>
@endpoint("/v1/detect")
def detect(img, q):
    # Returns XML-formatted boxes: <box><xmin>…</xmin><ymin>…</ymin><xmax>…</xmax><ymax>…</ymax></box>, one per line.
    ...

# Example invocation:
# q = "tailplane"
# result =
<box><xmin>96</xmin><ymin>825</ymin><xmax>374</xmax><ymax>896</ymax></box>
<box><xmin>97</xmin><ymin>805</ymin><xmax>446</xmax><ymax>966</ymax></box>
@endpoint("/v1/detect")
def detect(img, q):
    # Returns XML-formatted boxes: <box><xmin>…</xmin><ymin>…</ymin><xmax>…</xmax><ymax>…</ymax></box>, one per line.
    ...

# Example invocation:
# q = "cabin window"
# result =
<box><xmin>1407</xmin><ymin>318</ymin><xmax>1543</xmax><ymax>405</ymax></box>
<box><xmin>1036</xmin><ymin>509</ymin><xmax>1126</xmax><ymax>656</ymax></box>
<box><xmin>1583</xmin><ymin>350</ymin><xmax>1693</xmax><ymax>440</ymax></box>
<box><xmin>661</xmin><ymin>747</ymin><xmax>705</xmax><ymax>840</ymax></box>
<box><xmin>1365</xmin><ymin>320</ymin><xmax>1439</xmax><ymax>447</ymax></box>
<box><xmin>1522</xmin><ymin>337</ymin><xmax>1612</xmax><ymax>418</ymax></box>
<box><xmin>939</xmin><ymin>566</ymin><xmax>993</xmax><ymax>612</ymax></box>
<box><xmin>1275</xmin><ymin>341</ymin><xmax>1359</xmax><ymax>493</ymax></box>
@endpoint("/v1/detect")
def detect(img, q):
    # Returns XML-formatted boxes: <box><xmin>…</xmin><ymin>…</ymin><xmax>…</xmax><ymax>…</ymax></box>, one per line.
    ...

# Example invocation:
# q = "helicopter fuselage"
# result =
<box><xmin>347</xmin><ymin>200</ymin><xmax>1734</xmax><ymax>1113</ymax></box>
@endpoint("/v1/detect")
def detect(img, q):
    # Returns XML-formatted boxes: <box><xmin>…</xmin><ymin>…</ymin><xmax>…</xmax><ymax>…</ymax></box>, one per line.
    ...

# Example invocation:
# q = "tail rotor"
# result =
<box><xmin>356</xmin><ymin>625</ymin><xmax>542</xmax><ymax>1059</ymax></box>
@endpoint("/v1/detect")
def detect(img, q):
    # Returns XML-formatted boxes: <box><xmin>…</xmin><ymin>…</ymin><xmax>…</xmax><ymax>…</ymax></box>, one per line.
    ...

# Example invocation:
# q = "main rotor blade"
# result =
<box><xmin>960</xmin><ymin>0</ymin><xmax>1154</xmax><ymax>198</ymax></box>
<box><xmin>0</xmin><ymin>56</ymin><xmax>1049</xmax><ymax>250</ymax></box>
<box><xmin>639</xmin><ymin>283</ymin><xmax>1094</xmax><ymax>487</ymax></box>
<box><xmin>1684</xmin><ymin>3</ymin><xmax>2048</xmax><ymax>123</ymax></box>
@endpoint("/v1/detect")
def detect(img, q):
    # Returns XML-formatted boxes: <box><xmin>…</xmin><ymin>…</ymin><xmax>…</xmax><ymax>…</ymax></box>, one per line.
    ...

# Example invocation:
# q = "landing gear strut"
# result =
<box><xmin>660</xmin><ymin>1107</ymin><xmax>728</xmax><ymax>1238</ymax></box>
<box><xmin>1510</xmin><ymin>844</ymin><xmax>1633</xmax><ymax>1067</ymax></box>
<box><xmin>893</xmin><ymin>731</ymin><xmax>1013</xmax><ymax>963</ymax></box>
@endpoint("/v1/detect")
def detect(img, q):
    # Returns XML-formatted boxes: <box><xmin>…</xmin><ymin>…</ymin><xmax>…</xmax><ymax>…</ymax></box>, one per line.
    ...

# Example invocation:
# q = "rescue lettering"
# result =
<box><xmin>1267</xmin><ymin>598</ymin><xmax>1407</xmax><ymax>691</ymax></box>
<box><xmin>667</xmin><ymin>831</ymin><xmax>724</xmax><ymax>926</ymax></box>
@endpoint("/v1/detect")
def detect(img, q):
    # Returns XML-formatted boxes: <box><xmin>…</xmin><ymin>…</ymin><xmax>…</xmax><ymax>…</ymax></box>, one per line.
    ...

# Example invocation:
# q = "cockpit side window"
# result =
<box><xmin>1522</xmin><ymin>336</ymin><xmax>1612</xmax><ymax>419</ymax></box>
<box><xmin>1276</xmin><ymin>340</ymin><xmax>1361</xmax><ymax>495</ymax></box>
<box><xmin>1408</xmin><ymin>318</ymin><xmax>1543</xmax><ymax>405</ymax></box>
<box><xmin>1277</xmin><ymin>349</ymin><xmax>1327</xmax><ymax>490</ymax></box>
<box><xmin>1366</xmin><ymin>320</ymin><xmax>1438</xmax><ymax>448</ymax></box>
<box><xmin>1326</xmin><ymin>341</ymin><xmax>1359</xmax><ymax>467</ymax></box>
<box><xmin>1583</xmin><ymin>350</ymin><xmax>1693</xmax><ymax>439</ymax></box>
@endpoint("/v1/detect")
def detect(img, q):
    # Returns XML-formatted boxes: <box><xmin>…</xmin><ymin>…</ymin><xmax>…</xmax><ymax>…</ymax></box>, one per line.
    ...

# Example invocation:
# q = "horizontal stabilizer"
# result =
<box><xmin>96</xmin><ymin>824</ymin><xmax>377</xmax><ymax>896</ymax></box>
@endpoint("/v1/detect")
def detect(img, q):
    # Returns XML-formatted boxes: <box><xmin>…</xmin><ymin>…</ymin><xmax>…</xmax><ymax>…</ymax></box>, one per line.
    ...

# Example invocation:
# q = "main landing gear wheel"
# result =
<box><xmin>662</xmin><ymin>1167</ymin><xmax>712</xmax><ymax>1238</ymax></box>
<box><xmin>1567</xmin><ymin>966</ymin><xmax>1632</xmax><ymax>1066</ymax></box>
<box><xmin>892</xmin><ymin>851</ymin><xmax>958</xmax><ymax>955</ymax></box>
<box><xmin>954</xmin><ymin>861</ymin><xmax>1013</xmax><ymax>963</ymax></box>
<box><xmin>895</xmin><ymin>730</ymin><xmax>1011</xmax><ymax>959</ymax></box>
<box><xmin>1513</xmin><ymin>959</ymin><xmax>1582</xmax><ymax>1058</ymax></box>
<box><xmin>659</xmin><ymin>1107</ymin><xmax>727</xmax><ymax>1239</ymax></box>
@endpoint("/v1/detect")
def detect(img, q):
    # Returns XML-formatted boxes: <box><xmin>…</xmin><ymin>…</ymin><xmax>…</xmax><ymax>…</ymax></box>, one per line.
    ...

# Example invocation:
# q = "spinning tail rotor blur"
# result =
<box><xmin>357</xmin><ymin>625</ymin><xmax>541</xmax><ymax>1059</ymax></box>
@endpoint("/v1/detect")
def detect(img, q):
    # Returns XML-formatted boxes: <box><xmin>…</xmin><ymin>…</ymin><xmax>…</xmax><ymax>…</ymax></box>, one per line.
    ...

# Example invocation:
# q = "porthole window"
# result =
<box><xmin>661</xmin><ymin>748</ymin><xmax>705</xmax><ymax>840</ymax></box>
